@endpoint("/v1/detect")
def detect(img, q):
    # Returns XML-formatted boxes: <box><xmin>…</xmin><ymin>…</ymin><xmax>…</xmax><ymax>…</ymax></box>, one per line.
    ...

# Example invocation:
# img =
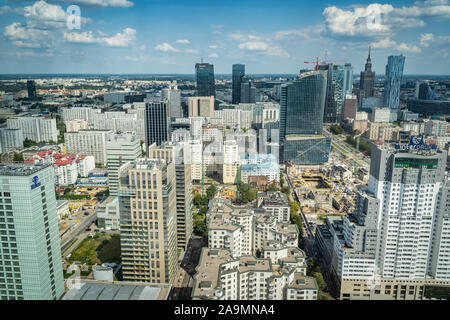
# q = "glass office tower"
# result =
<box><xmin>0</xmin><ymin>164</ymin><xmax>64</xmax><ymax>300</ymax></box>
<box><xmin>195</xmin><ymin>63</ymin><xmax>215</xmax><ymax>97</ymax></box>
<box><xmin>280</xmin><ymin>71</ymin><xmax>330</xmax><ymax>164</ymax></box>
<box><xmin>383</xmin><ymin>54</ymin><xmax>405</xmax><ymax>110</ymax></box>
<box><xmin>232</xmin><ymin>64</ymin><xmax>245</xmax><ymax>104</ymax></box>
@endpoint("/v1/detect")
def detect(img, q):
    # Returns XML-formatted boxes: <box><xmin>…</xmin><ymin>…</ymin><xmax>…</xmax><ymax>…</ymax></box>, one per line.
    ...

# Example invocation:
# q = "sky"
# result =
<box><xmin>0</xmin><ymin>0</ymin><xmax>449</xmax><ymax>74</ymax></box>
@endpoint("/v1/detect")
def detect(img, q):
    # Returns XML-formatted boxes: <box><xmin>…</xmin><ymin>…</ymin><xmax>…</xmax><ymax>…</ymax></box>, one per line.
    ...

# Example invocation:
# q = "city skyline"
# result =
<box><xmin>0</xmin><ymin>0</ymin><xmax>449</xmax><ymax>75</ymax></box>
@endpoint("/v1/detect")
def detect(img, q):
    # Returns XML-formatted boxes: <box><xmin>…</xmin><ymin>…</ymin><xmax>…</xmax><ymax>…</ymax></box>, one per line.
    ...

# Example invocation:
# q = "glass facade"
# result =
<box><xmin>0</xmin><ymin>164</ymin><xmax>64</xmax><ymax>300</ymax></box>
<box><xmin>195</xmin><ymin>63</ymin><xmax>215</xmax><ymax>97</ymax></box>
<box><xmin>232</xmin><ymin>64</ymin><xmax>245</xmax><ymax>104</ymax></box>
<box><xmin>279</xmin><ymin>71</ymin><xmax>327</xmax><ymax>142</ymax></box>
<box><xmin>283</xmin><ymin>136</ymin><xmax>331</xmax><ymax>165</ymax></box>
<box><xmin>383</xmin><ymin>54</ymin><xmax>405</xmax><ymax>110</ymax></box>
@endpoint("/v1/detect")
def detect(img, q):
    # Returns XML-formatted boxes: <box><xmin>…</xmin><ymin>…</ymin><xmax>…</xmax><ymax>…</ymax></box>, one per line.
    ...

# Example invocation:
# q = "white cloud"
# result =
<box><xmin>175</xmin><ymin>39</ymin><xmax>190</xmax><ymax>44</ymax></box>
<box><xmin>209</xmin><ymin>53</ymin><xmax>218</xmax><ymax>58</ymax></box>
<box><xmin>209</xmin><ymin>45</ymin><xmax>219</xmax><ymax>49</ymax></box>
<box><xmin>154</xmin><ymin>42</ymin><xmax>199</xmax><ymax>54</ymax></box>
<box><xmin>371</xmin><ymin>37</ymin><xmax>397</xmax><ymax>48</ymax></box>
<box><xmin>420</xmin><ymin>33</ymin><xmax>434</xmax><ymax>46</ymax></box>
<box><xmin>323</xmin><ymin>1</ymin><xmax>450</xmax><ymax>40</ymax></box>
<box><xmin>57</xmin><ymin>0</ymin><xmax>134</xmax><ymax>7</ymax></box>
<box><xmin>4</xmin><ymin>22</ymin><xmax>52</xmax><ymax>48</ymax></box>
<box><xmin>155</xmin><ymin>42</ymin><xmax>179</xmax><ymax>52</ymax></box>
<box><xmin>123</xmin><ymin>56</ymin><xmax>138</xmax><ymax>61</ymax></box>
<box><xmin>64</xmin><ymin>28</ymin><xmax>136</xmax><ymax>47</ymax></box>
<box><xmin>397</xmin><ymin>42</ymin><xmax>422</xmax><ymax>53</ymax></box>
<box><xmin>238</xmin><ymin>41</ymin><xmax>290</xmax><ymax>57</ymax></box>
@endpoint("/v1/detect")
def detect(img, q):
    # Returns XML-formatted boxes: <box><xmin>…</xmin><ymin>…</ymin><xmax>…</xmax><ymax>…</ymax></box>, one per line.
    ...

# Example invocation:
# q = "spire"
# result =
<box><xmin>367</xmin><ymin>46</ymin><xmax>371</xmax><ymax>62</ymax></box>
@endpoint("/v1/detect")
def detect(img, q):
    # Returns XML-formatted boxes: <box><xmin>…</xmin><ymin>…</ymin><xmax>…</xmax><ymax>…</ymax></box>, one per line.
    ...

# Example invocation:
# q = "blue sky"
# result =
<box><xmin>0</xmin><ymin>0</ymin><xmax>449</xmax><ymax>74</ymax></box>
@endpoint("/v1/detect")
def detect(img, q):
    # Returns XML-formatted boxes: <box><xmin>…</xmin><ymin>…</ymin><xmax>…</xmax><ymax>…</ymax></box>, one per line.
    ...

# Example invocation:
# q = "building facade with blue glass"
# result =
<box><xmin>0</xmin><ymin>164</ymin><xmax>64</xmax><ymax>300</ymax></box>
<box><xmin>195</xmin><ymin>63</ymin><xmax>215</xmax><ymax>97</ymax></box>
<box><xmin>232</xmin><ymin>64</ymin><xmax>245</xmax><ymax>104</ymax></box>
<box><xmin>383</xmin><ymin>54</ymin><xmax>405</xmax><ymax>110</ymax></box>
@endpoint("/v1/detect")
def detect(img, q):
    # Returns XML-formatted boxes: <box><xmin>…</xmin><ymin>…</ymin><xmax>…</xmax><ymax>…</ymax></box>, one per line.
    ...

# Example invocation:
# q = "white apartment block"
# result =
<box><xmin>0</xmin><ymin>128</ymin><xmax>23</xmax><ymax>153</ymax></box>
<box><xmin>214</xmin><ymin>109</ymin><xmax>253</xmax><ymax>129</ymax></box>
<box><xmin>259</xmin><ymin>191</ymin><xmax>290</xmax><ymax>223</ymax></box>
<box><xmin>65</xmin><ymin>119</ymin><xmax>89</xmax><ymax>132</ymax></box>
<box><xmin>61</xmin><ymin>107</ymin><xmax>101</xmax><ymax>125</ymax></box>
<box><xmin>223</xmin><ymin>140</ymin><xmax>239</xmax><ymax>184</ymax></box>
<box><xmin>65</xmin><ymin>130</ymin><xmax>112</xmax><ymax>166</ymax></box>
<box><xmin>7</xmin><ymin>117</ymin><xmax>58</xmax><ymax>143</ymax></box>
<box><xmin>424</xmin><ymin>120</ymin><xmax>448</xmax><ymax>137</ymax></box>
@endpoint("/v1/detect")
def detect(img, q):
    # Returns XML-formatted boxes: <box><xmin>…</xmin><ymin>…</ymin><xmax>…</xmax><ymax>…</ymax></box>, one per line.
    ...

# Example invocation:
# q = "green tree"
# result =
<box><xmin>206</xmin><ymin>184</ymin><xmax>217</xmax><ymax>200</ymax></box>
<box><xmin>237</xmin><ymin>182</ymin><xmax>257</xmax><ymax>204</ymax></box>
<box><xmin>13</xmin><ymin>152</ymin><xmax>24</xmax><ymax>163</ymax></box>
<box><xmin>329</xmin><ymin>124</ymin><xmax>345</xmax><ymax>135</ymax></box>
<box><xmin>281</xmin><ymin>186</ymin><xmax>290</xmax><ymax>197</ymax></box>
<box><xmin>267</xmin><ymin>184</ymin><xmax>279</xmax><ymax>192</ymax></box>
<box><xmin>314</xmin><ymin>272</ymin><xmax>326</xmax><ymax>291</ymax></box>
<box><xmin>193</xmin><ymin>193</ymin><xmax>207</xmax><ymax>207</ymax></box>
<box><xmin>290</xmin><ymin>201</ymin><xmax>300</xmax><ymax>215</ymax></box>
<box><xmin>23</xmin><ymin>138</ymin><xmax>38</xmax><ymax>148</ymax></box>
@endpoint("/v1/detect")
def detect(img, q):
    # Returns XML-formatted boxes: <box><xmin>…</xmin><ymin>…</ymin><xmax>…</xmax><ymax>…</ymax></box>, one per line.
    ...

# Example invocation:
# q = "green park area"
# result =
<box><xmin>69</xmin><ymin>234</ymin><xmax>121</xmax><ymax>266</ymax></box>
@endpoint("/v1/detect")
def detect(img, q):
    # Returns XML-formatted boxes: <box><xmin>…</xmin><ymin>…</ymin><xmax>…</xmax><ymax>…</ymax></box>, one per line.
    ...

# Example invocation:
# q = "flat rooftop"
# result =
<box><xmin>62</xmin><ymin>280</ymin><xmax>171</xmax><ymax>300</ymax></box>
<box><xmin>0</xmin><ymin>163</ymin><xmax>50</xmax><ymax>176</ymax></box>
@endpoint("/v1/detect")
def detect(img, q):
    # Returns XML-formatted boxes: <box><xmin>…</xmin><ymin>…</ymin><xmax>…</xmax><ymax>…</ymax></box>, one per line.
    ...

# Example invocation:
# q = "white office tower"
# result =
<box><xmin>223</xmin><ymin>140</ymin><xmax>239</xmax><ymax>184</ymax></box>
<box><xmin>106</xmin><ymin>132</ymin><xmax>141</xmax><ymax>196</ymax></box>
<box><xmin>162</xmin><ymin>86</ymin><xmax>182</xmax><ymax>119</ymax></box>
<box><xmin>333</xmin><ymin>143</ymin><xmax>450</xmax><ymax>299</ymax></box>
<box><xmin>188</xmin><ymin>139</ymin><xmax>204</xmax><ymax>181</ymax></box>
<box><xmin>7</xmin><ymin>117</ymin><xmax>58</xmax><ymax>143</ymax></box>
<box><xmin>65</xmin><ymin>130</ymin><xmax>112</xmax><ymax>166</ymax></box>
<box><xmin>189</xmin><ymin>117</ymin><xmax>205</xmax><ymax>140</ymax></box>
<box><xmin>0</xmin><ymin>164</ymin><xmax>64</xmax><ymax>300</ymax></box>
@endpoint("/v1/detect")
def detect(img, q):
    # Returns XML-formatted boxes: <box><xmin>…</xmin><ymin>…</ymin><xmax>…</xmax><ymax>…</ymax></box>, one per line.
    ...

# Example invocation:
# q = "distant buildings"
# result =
<box><xmin>144</xmin><ymin>101</ymin><xmax>170</xmax><ymax>149</ymax></box>
<box><xmin>359</xmin><ymin>47</ymin><xmax>375</xmax><ymax>100</ymax></box>
<box><xmin>7</xmin><ymin>117</ymin><xmax>58</xmax><ymax>143</ymax></box>
<box><xmin>27</xmin><ymin>80</ymin><xmax>36</xmax><ymax>99</ymax></box>
<box><xmin>96</xmin><ymin>196</ymin><xmax>120</xmax><ymax>231</ymax></box>
<box><xmin>0</xmin><ymin>164</ymin><xmax>65</xmax><ymax>300</ymax></box>
<box><xmin>383</xmin><ymin>54</ymin><xmax>405</xmax><ymax>110</ymax></box>
<box><xmin>195</xmin><ymin>62</ymin><xmax>215</xmax><ymax>97</ymax></box>
<box><xmin>232</xmin><ymin>64</ymin><xmax>245</xmax><ymax>104</ymax></box>
<box><xmin>240</xmin><ymin>154</ymin><xmax>280</xmax><ymax>184</ymax></box>
<box><xmin>240</xmin><ymin>76</ymin><xmax>256</xmax><ymax>104</ymax></box>
<box><xmin>162</xmin><ymin>85</ymin><xmax>182</xmax><ymax>119</ymax></box>
<box><xmin>118</xmin><ymin>158</ymin><xmax>178</xmax><ymax>284</ymax></box>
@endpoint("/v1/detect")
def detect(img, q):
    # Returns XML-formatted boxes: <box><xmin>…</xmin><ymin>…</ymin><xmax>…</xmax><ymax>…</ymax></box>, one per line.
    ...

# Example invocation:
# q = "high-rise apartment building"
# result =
<box><xmin>383</xmin><ymin>54</ymin><xmax>405</xmax><ymax>110</ymax></box>
<box><xmin>161</xmin><ymin>86</ymin><xmax>182</xmax><ymax>119</ymax></box>
<box><xmin>148</xmin><ymin>142</ymin><xmax>193</xmax><ymax>250</ymax></box>
<box><xmin>7</xmin><ymin>117</ymin><xmax>58</xmax><ymax>143</ymax></box>
<box><xmin>195</xmin><ymin>62</ymin><xmax>215</xmax><ymax>97</ymax></box>
<box><xmin>359</xmin><ymin>47</ymin><xmax>375</xmax><ymax>99</ymax></box>
<box><xmin>188</xmin><ymin>96</ymin><xmax>214</xmax><ymax>118</ymax></box>
<box><xmin>0</xmin><ymin>164</ymin><xmax>64</xmax><ymax>300</ymax></box>
<box><xmin>118</xmin><ymin>158</ymin><xmax>178</xmax><ymax>284</ymax></box>
<box><xmin>65</xmin><ymin>129</ymin><xmax>112</xmax><ymax>166</ymax></box>
<box><xmin>144</xmin><ymin>101</ymin><xmax>170</xmax><ymax>150</ymax></box>
<box><xmin>343</xmin><ymin>63</ymin><xmax>354</xmax><ymax>95</ymax></box>
<box><xmin>0</xmin><ymin>128</ymin><xmax>23</xmax><ymax>153</ymax></box>
<box><xmin>106</xmin><ymin>132</ymin><xmax>142</xmax><ymax>196</ymax></box>
<box><xmin>232</xmin><ymin>64</ymin><xmax>245</xmax><ymax>104</ymax></box>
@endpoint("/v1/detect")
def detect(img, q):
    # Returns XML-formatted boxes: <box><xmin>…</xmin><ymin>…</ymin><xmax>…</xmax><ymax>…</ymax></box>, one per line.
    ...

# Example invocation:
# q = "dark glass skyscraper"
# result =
<box><xmin>195</xmin><ymin>62</ymin><xmax>215</xmax><ymax>97</ymax></box>
<box><xmin>319</xmin><ymin>64</ymin><xmax>345</xmax><ymax>123</ymax></box>
<box><xmin>383</xmin><ymin>54</ymin><xmax>405</xmax><ymax>110</ymax></box>
<box><xmin>240</xmin><ymin>76</ymin><xmax>256</xmax><ymax>103</ymax></box>
<box><xmin>280</xmin><ymin>71</ymin><xmax>327</xmax><ymax>142</ymax></box>
<box><xmin>279</xmin><ymin>71</ymin><xmax>330</xmax><ymax>164</ymax></box>
<box><xmin>359</xmin><ymin>47</ymin><xmax>375</xmax><ymax>99</ymax></box>
<box><xmin>27</xmin><ymin>80</ymin><xmax>36</xmax><ymax>99</ymax></box>
<box><xmin>144</xmin><ymin>101</ymin><xmax>170</xmax><ymax>150</ymax></box>
<box><xmin>232</xmin><ymin>64</ymin><xmax>245</xmax><ymax>104</ymax></box>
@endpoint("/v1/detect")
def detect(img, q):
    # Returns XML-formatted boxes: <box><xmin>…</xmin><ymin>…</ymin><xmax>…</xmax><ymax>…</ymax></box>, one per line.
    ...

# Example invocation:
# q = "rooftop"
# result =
<box><xmin>0</xmin><ymin>163</ymin><xmax>50</xmax><ymax>176</ymax></box>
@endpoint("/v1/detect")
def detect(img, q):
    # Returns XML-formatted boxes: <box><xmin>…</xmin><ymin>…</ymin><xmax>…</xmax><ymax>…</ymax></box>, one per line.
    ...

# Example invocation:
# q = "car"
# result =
<box><xmin>84</xmin><ymin>211</ymin><xmax>89</xmax><ymax>216</ymax></box>
<box><xmin>85</xmin><ymin>227</ymin><xmax>91</xmax><ymax>231</ymax></box>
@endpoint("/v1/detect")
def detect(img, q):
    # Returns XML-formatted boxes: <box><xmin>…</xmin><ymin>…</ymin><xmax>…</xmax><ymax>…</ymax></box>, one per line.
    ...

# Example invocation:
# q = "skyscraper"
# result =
<box><xmin>106</xmin><ymin>132</ymin><xmax>142</xmax><ymax>196</ymax></box>
<box><xmin>195</xmin><ymin>62</ymin><xmax>215</xmax><ymax>97</ymax></box>
<box><xmin>148</xmin><ymin>142</ymin><xmax>193</xmax><ymax>251</ymax></box>
<box><xmin>118</xmin><ymin>158</ymin><xmax>178</xmax><ymax>283</ymax></box>
<box><xmin>144</xmin><ymin>101</ymin><xmax>170</xmax><ymax>150</ymax></box>
<box><xmin>188</xmin><ymin>96</ymin><xmax>214</xmax><ymax>118</ymax></box>
<box><xmin>240</xmin><ymin>76</ymin><xmax>256</xmax><ymax>104</ymax></box>
<box><xmin>383</xmin><ymin>54</ymin><xmax>405</xmax><ymax>110</ymax></box>
<box><xmin>343</xmin><ymin>63</ymin><xmax>354</xmax><ymax>95</ymax></box>
<box><xmin>359</xmin><ymin>47</ymin><xmax>375</xmax><ymax>99</ymax></box>
<box><xmin>0</xmin><ymin>164</ymin><xmax>64</xmax><ymax>300</ymax></box>
<box><xmin>326</xmin><ymin>143</ymin><xmax>450</xmax><ymax>299</ymax></box>
<box><xmin>319</xmin><ymin>64</ymin><xmax>345</xmax><ymax>123</ymax></box>
<box><xmin>161</xmin><ymin>86</ymin><xmax>182</xmax><ymax>119</ymax></box>
<box><xmin>27</xmin><ymin>80</ymin><xmax>36</xmax><ymax>99</ymax></box>
<box><xmin>279</xmin><ymin>71</ymin><xmax>330</xmax><ymax>164</ymax></box>
<box><xmin>232</xmin><ymin>64</ymin><xmax>245</xmax><ymax>104</ymax></box>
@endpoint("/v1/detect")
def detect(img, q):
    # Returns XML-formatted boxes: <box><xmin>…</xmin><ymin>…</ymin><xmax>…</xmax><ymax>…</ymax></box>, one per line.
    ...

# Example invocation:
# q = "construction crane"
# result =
<box><xmin>304</xmin><ymin>57</ymin><xmax>346</xmax><ymax>71</ymax></box>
